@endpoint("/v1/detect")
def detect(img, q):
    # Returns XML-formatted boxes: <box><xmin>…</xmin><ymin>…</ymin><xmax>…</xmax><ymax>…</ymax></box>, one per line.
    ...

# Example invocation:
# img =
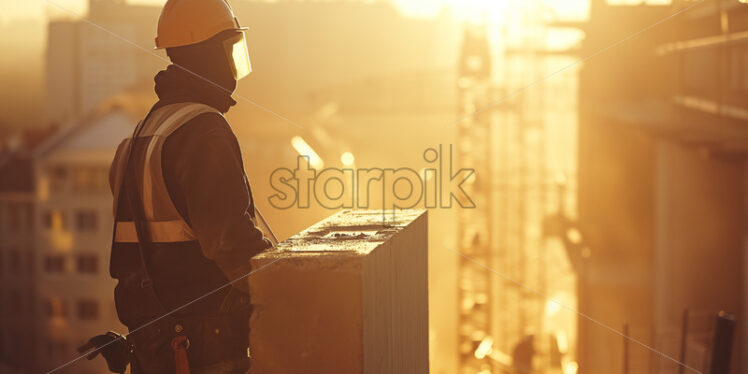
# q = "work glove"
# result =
<box><xmin>77</xmin><ymin>331</ymin><xmax>130</xmax><ymax>374</ymax></box>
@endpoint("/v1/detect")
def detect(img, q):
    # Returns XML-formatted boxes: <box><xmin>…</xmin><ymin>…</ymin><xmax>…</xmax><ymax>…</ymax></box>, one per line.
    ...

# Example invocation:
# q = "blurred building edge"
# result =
<box><xmin>0</xmin><ymin>105</ymin><xmax>134</xmax><ymax>373</ymax></box>
<box><xmin>576</xmin><ymin>0</ymin><xmax>747</xmax><ymax>373</ymax></box>
<box><xmin>45</xmin><ymin>0</ymin><xmax>162</xmax><ymax>124</ymax></box>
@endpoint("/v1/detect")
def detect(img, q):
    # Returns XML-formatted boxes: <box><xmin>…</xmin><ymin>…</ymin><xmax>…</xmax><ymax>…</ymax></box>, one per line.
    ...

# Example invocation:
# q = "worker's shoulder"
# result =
<box><xmin>163</xmin><ymin>110</ymin><xmax>240</xmax><ymax>154</ymax></box>
<box><xmin>175</xmin><ymin>110</ymin><xmax>235</xmax><ymax>138</ymax></box>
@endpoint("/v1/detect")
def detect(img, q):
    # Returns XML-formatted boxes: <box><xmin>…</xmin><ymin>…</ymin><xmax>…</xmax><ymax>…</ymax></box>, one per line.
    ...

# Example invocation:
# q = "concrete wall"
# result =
<box><xmin>653</xmin><ymin>141</ymin><xmax>744</xmax><ymax>372</ymax></box>
<box><xmin>249</xmin><ymin>210</ymin><xmax>428</xmax><ymax>373</ymax></box>
<box><xmin>577</xmin><ymin>116</ymin><xmax>657</xmax><ymax>372</ymax></box>
<box><xmin>578</xmin><ymin>114</ymin><xmax>745</xmax><ymax>373</ymax></box>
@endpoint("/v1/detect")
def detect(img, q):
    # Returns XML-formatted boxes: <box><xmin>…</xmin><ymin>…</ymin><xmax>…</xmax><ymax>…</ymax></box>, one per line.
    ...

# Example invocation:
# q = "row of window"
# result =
<box><xmin>1</xmin><ymin>332</ymin><xmax>68</xmax><ymax>364</ymax></box>
<box><xmin>680</xmin><ymin>42</ymin><xmax>748</xmax><ymax>99</ymax></box>
<box><xmin>43</xmin><ymin>210</ymin><xmax>99</xmax><ymax>232</ymax></box>
<box><xmin>0</xmin><ymin>250</ymin><xmax>31</xmax><ymax>273</ymax></box>
<box><xmin>45</xmin><ymin>298</ymin><xmax>100</xmax><ymax>320</ymax></box>
<box><xmin>0</xmin><ymin>203</ymin><xmax>33</xmax><ymax>232</ymax></box>
<box><xmin>0</xmin><ymin>333</ymin><xmax>90</xmax><ymax>363</ymax></box>
<box><xmin>0</xmin><ymin>299</ymin><xmax>106</xmax><ymax>364</ymax></box>
<box><xmin>0</xmin><ymin>295</ymin><xmax>101</xmax><ymax>326</ymax></box>
<box><xmin>45</xmin><ymin>254</ymin><xmax>99</xmax><ymax>274</ymax></box>
<box><xmin>0</xmin><ymin>251</ymin><xmax>98</xmax><ymax>274</ymax></box>
<box><xmin>48</xmin><ymin>165</ymin><xmax>109</xmax><ymax>193</ymax></box>
<box><xmin>0</xmin><ymin>206</ymin><xmax>100</xmax><ymax>233</ymax></box>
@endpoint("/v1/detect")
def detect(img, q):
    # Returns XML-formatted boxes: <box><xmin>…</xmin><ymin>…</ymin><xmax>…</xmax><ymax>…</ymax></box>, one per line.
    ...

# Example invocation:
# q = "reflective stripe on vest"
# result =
<box><xmin>114</xmin><ymin>220</ymin><xmax>196</xmax><ymax>243</ymax></box>
<box><xmin>112</xmin><ymin>102</ymin><xmax>221</xmax><ymax>243</ymax></box>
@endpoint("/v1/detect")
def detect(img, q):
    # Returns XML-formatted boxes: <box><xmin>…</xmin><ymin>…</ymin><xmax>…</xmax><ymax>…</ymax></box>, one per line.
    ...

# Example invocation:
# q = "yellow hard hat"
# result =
<box><xmin>155</xmin><ymin>0</ymin><xmax>247</xmax><ymax>49</ymax></box>
<box><xmin>156</xmin><ymin>0</ymin><xmax>252</xmax><ymax>80</ymax></box>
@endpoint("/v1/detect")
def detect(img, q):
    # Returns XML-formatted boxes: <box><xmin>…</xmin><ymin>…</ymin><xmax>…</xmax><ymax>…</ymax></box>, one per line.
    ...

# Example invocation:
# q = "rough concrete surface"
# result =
<box><xmin>249</xmin><ymin>210</ymin><xmax>428</xmax><ymax>374</ymax></box>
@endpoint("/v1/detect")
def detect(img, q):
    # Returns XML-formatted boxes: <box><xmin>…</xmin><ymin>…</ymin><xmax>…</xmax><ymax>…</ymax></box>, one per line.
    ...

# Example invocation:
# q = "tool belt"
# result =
<box><xmin>128</xmin><ymin>306</ymin><xmax>250</xmax><ymax>373</ymax></box>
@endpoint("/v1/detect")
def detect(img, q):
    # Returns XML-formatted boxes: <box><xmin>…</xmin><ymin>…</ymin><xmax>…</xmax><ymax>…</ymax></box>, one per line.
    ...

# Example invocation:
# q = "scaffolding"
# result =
<box><xmin>496</xmin><ymin>1</ymin><xmax>550</xmax><ymax>369</ymax></box>
<box><xmin>456</xmin><ymin>23</ymin><xmax>498</xmax><ymax>374</ymax></box>
<box><xmin>456</xmin><ymin>1</ymin><xmax>579</xmax><ymax>372</ymax></box>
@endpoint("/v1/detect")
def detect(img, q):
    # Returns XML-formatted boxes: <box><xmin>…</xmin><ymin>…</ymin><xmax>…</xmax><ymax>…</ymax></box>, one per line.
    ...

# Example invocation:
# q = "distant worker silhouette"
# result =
<box><xmin>512</xmin><ymin>334</ymin><xmax>535</xmax><ymax>374</ymax></box>
<box><xmin>78</xmin><ymin>0</ymin><xmax>272</xmax><ymax>373</ymax></box>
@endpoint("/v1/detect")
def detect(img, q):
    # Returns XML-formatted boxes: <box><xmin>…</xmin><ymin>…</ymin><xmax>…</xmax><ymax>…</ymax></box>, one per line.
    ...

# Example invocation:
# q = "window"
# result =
<box><xmin>7</xmin><ymin>203</ymin><xmax>34</xmax><ymax>232</ymax></box>
<box><xmin>48</xmin><ymin>165</ymin><xmax>68</xmax><ymax>192</ymax></box>
<box><xmin>729</xmin><ymin>42</ymin><xmax>748</xmax><ymax>97</ymax></box>
<box><xmin>43</xmin><ymin>211</ymin><xmax>51</xmax><ymax>228</ymax></box>
<box><xmin>75</xmin><ymin>210</ymin><xmax>98</xmax><ymax>231</ymax></box>
<box><xmin>9</xmin><ymin>331</ymin><xmax>22</xmax><ymax>366</ymax></box>
<box><xmin>45</xmin><ymin>297</ymin><xmax>67</xmax><ymax>318</ymax></box>
<box><xmin>1</xmin><ymin>203</ymin><xmax>32</xmax><ymax>232</ymax></box>
<box><xmin>7</xmin><ymin>204</ymin><xmax>21</xmax><ymax>231</ymax></box>
<box><xmin>24</xmin><ymin>203</ymin><xmax>33</xmax><ymax>231</ymax></box>
<box><xmin>43</xmin><ymin>210</ymin><xmax>66</xmax><ymax>230</ymax></box>
<box><xmin>73</xmin><ymin>167</ymin><xmax>109</xmax><ymax>192</ymax></box>
<box><xmin>76</xmin><ymin>300</ymin><xmax>99</xmax><ymax>320</ymax></box>
<box><xmin>74</xmin><ymin>167</ymin><xmax>94</xmax><ymax>192</ymax></box>
<box><xmin>8</xmin><ymin>290</ymin><xmax>22</xmax><ymax>315</ymax></box>
<box><xmin>9</xmin><ymin>249</ymin><xmax>20</xmax><ymax>273</ymax></box>
<box><xmin>44</xmin><ymin>255</ymin><xmax>66</xmax><ymax>273</ymax></box>
<box><xmin>2</xmin><ymin>248</ymin><xmax>27</xmax><ymax>275</ymax></box>
<box><xmin>26</xmin><ymin>251</ymin><xmax>34</xmax><ymax>273</ymax></box>
<box><xmin>47</xmin><ymin>340</ymin><xmax>67</xmax><ymax>359</ymax></box>
<box><xmin>76</xmin><ymin>255</ymin><xmax>98</xmax><ymax>274</ymax></box>
<box><xmin>10</xmin><ymin>290</ymin><xmax>21</xmax><ymax>307</ymax></box>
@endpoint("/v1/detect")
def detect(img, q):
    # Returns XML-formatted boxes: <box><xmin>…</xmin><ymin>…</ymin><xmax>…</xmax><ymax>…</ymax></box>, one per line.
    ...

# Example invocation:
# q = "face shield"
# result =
<box><xmin>223</xmin><ymin>31</ymin><xmax>252</xmax><ymax>80</ymax></box>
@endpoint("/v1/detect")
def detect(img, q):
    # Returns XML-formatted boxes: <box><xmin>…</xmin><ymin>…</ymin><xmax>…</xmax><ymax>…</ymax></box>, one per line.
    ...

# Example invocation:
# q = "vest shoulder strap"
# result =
<box><xmin>111</xmin><ymin>102</ymin><xmax>221</xmax><ymax>243</ymax></box>
<box><xmin>138</xmin><ymin>102</ymin><xmax>221</xmax><ymax>138</ymax></box>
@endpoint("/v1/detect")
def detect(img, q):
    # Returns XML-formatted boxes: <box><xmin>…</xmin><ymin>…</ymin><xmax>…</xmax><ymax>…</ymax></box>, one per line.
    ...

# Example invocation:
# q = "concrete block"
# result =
<box><xmin>249</xmin><ymin>210</ymin><xmax>428</xmax><ymax>374</ymax></box>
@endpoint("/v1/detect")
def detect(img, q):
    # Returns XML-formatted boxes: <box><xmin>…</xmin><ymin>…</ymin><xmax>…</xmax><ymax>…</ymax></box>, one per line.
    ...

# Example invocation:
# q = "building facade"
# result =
<box><xmin>577</xmin><ymin>0</ymin><xmax>747</xmax><ymax>372</ymax></box>
<box><xmin>0</xmin><ymin>139</ymin><xmax>41</xmax><ymax>374</ymax></box>
<box><xmin>0</xmin><ymin>109</ymin><xmax>133</xmax><ymax>373</ymax></box>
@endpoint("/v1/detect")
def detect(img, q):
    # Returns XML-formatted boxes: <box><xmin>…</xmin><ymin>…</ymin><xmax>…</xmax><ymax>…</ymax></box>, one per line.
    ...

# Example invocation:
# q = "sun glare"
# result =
<box><xmin>393</xmin><ymin>0</ymin><xmax>590</xmax><ymax>23</ymax></box>
<box><xmin>393</xmin><ymin>0</ymin><xmax>509</xmax><ymax>23</ymax></box>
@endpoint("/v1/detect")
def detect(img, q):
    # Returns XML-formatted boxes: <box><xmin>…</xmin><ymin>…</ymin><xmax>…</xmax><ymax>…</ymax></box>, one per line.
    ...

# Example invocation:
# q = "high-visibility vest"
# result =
<box><xmin>111</xmin><ymin>102</ymin><xmax>220</xmax><ymax>243</ymax></box>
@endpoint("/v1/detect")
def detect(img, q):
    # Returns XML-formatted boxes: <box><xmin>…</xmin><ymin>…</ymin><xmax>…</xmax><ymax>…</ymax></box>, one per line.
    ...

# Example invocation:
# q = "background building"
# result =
<box><xmin>0</xmin><ymin>127</ymin><xmax>52</xmax><ymax>373</ymax></box>
<box><xmin>45</xmin><ymin>0</ymin><xmax>162</xmax><ymax>123</ymax></box>
<box><xmin>577</xmin><ymin>0</ymin><xmax>746</xmax><ymax>372</ymax></box>
<box><xmin>0</xmin><ymin>107</ymin><xmax>134</xmax><ymax>374</ymax></box>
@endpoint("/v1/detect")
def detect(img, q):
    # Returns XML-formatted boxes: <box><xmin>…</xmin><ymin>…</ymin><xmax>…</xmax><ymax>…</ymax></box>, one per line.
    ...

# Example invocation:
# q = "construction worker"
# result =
<box><xmin>78</xmin><ymin>1</ymin><xmax>272</xmax><ymax>373</ymax></box>
<box><xmin>512</xmin><ymin>334</ymin><xmax>535</xmax><ymax>374</ymax></box>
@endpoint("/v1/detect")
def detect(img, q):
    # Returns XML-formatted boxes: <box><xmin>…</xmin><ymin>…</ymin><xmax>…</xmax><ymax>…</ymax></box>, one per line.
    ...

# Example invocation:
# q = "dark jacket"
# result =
<box><xmin>109</xmin><ymin>65</ymin><xmax>272</xmax><ymax>329</ymax></box>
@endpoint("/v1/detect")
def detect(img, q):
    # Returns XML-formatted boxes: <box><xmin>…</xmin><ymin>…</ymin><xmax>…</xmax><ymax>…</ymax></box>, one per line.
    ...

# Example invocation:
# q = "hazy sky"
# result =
<box><xmin>1</xmin><ymin>0</ymin><xmax>592</xmax><ymax>24</ymax></box>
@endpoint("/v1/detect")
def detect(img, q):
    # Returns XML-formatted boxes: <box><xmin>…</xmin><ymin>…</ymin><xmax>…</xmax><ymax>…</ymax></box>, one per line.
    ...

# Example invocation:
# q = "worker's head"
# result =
<box><xmin>155</xmin><ymin>0</ymin><xmax>251</xmax><ymax>93</ymax></box>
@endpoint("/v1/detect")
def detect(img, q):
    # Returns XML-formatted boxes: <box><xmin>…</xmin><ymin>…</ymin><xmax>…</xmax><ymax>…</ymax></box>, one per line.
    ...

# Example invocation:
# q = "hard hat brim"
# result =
<box><xmin>154</xmin><ymin>26</ymin><xmax>249</xmax><ymax>50</ymax></box>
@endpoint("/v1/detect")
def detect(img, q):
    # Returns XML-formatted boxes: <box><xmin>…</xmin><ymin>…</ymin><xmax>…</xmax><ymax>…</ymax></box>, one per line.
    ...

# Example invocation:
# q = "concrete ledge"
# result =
<box><xmin>249</xmin><ymin>210</ymin><xmax>429</xmax><ymax>374</ymax></box>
